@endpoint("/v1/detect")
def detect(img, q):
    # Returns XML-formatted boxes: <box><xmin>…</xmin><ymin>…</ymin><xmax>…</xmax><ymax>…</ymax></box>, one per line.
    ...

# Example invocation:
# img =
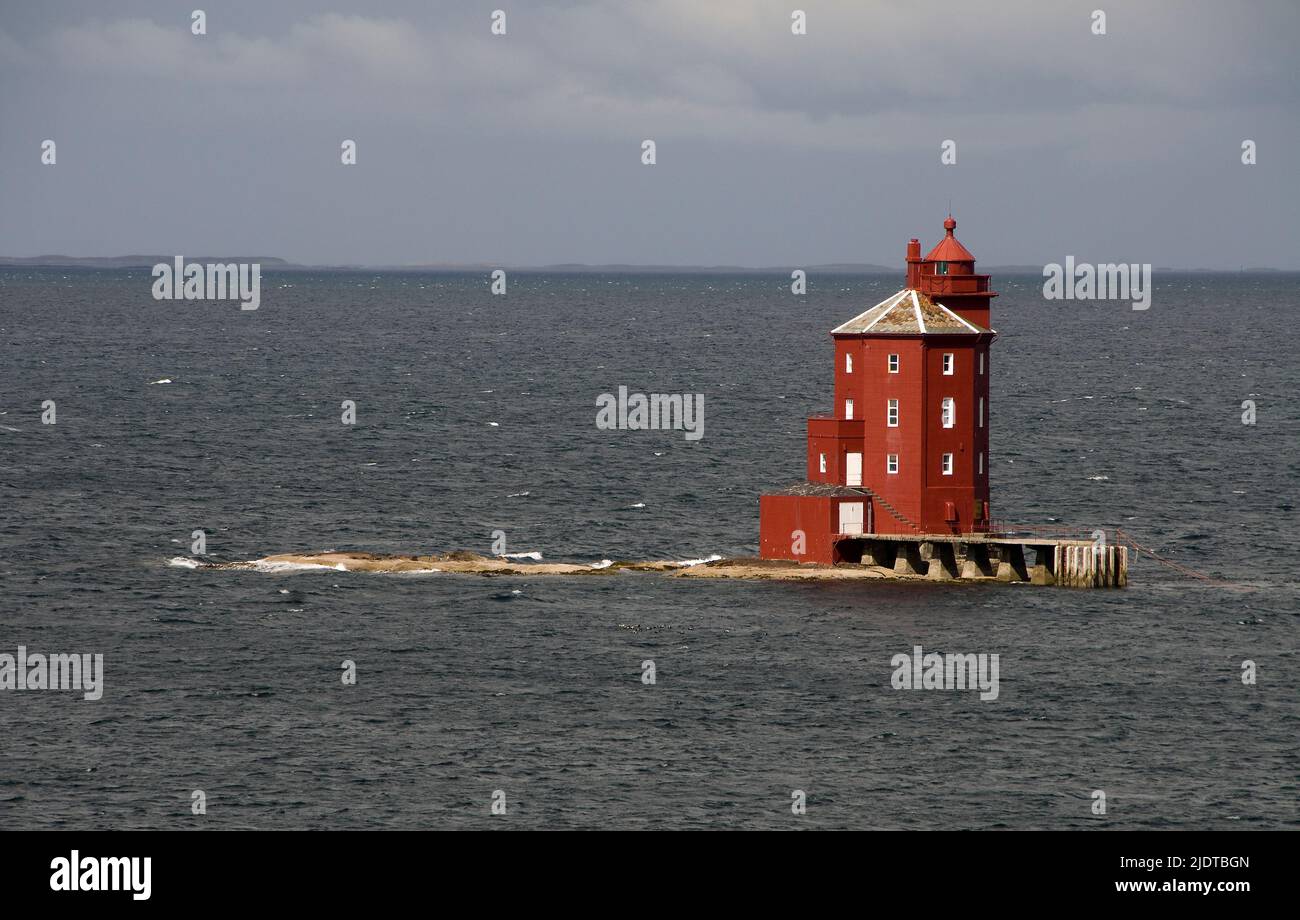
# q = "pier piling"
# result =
<box><xmin>832</xmin><ymin>533</ymin><xmax>1125</xmax><ymax>588</ymax></box>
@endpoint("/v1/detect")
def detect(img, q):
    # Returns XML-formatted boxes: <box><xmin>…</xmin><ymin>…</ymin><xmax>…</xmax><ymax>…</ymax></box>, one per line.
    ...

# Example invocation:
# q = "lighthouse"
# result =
<box><xmin>759</xmin><ymin>216</ymin><xmax>999</xmax><ymax>564</ymax></box>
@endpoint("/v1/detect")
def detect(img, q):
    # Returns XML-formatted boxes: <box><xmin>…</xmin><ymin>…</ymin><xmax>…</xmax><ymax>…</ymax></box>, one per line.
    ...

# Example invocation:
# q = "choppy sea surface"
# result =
<box><xmin>1</xmin><ymin>268</ymin><xmax>1296</xmax><ymax>829</ymax></box>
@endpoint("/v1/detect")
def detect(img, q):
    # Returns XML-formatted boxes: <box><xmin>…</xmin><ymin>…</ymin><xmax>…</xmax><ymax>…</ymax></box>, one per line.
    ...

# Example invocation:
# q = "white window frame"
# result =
<box><xmin>886</xmin><ymin>454</ymin><xmax>898</xmax><ymax>474</ymax></box>
<box><xmin>941</xmin><ymin>397</ymin><xmax>955</xmax><ymax>428</ymax></box>
<box><xmin>979</xmin><ymin>352</ymin><xmax>985</xmax><ymax>375</ymax></box>
<box><xmin>979</xmin><ymin>397</ymin><xmax>984</xmax><ymax>428</ymax></box>
<box><xmin>887</xmin><ymin>399</ymin><xmax>898</xmax><ymax>427</ymax></box>
<box><xmin>845</xmin><ymin>398</ymin><xmax>854</xmax><ymax>420</ymax></box>
<box><xmin>942</xmin><ymin>353</ymin><xmax>954</xmax><ymax>375</ymax></box>
<box><xmin>845</xmin><ymin>353</ymin><xmax>853</xmax><ymax>374</ymax></box>
<box><xmin>978</xmin><ymin>452</ymin><xmax>984</xmax><ymax>474</ymax></box>
<box><xmin>819</xmin><ymin>452</ymin><xmax>827</xmax><ymax>474</ymax></box>
<box><xmin>942</xmin><ymin>453</ymin><xmax>954</xmax><ymax>475</ymax></box>
<box><xmin>888</xmin><ymin>354</ymin><xmax>899</xmax><ymax>373</ymax></box>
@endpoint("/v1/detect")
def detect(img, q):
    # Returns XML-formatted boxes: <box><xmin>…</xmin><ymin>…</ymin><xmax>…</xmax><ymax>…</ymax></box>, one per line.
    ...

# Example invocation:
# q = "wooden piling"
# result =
<box><xmin>1048</xmin><ymin>542</ymin><xmax>1128</xmax><ymax>588</ymax></box>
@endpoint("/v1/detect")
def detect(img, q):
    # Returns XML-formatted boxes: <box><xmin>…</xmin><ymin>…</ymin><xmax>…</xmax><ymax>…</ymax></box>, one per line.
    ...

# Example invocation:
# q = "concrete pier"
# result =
<box><xmin>835</xmin><ymin>533</ymin><xmax>1126</xmax><ymax>588</ymax></box>
<box><xmin>892</xmin><ymin>543</ymin><xmax>927</xmax><ymax>576</ymax></box>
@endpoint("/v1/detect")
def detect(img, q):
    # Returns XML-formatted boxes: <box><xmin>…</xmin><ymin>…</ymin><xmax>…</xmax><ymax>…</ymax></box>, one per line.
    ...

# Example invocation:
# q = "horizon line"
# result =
<box><xmin>0</xmin><ymin>256</ymin><xmax>1294</xmax><ymax>274</ymax></box>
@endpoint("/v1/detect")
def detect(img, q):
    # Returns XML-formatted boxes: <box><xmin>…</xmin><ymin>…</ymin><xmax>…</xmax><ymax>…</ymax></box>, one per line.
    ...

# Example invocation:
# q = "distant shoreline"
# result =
<box><xmin>0</xmin><ymin>256</ymin><xmax>1291</xmax><ymax>274</ymax></box>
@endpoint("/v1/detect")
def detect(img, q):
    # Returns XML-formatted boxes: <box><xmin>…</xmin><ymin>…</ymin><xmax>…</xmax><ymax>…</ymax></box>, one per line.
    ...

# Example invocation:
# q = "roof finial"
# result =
<box><xmin>943</xmin><ymin>212</ymin><xmax>956</xmax><ymax>235</ymax></box>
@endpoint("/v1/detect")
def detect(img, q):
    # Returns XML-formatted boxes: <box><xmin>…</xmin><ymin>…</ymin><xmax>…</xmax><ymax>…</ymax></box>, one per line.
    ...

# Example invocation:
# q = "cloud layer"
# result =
<box><xmin>2</xmin><ymin>1</ymin><xmax>1297</xmax><ymax>266</ymax></box>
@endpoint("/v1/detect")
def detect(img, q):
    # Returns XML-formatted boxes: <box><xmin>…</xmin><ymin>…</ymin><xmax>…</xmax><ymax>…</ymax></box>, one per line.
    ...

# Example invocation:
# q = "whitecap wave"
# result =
<box><xmin>669</xmin><ymin>553</ymin><xmax>723</xmax><ymax>567</ymax></box>
<box><xmin>251</xmin><ymin>560</ymin><xmax>349</xmax><ymax>573</ymax></box>
<box><xmin>589</xmin><ymin>559</ymin><xmax>614</xmax><ymax>569</ymax></box>
<box><xmin>167</xmin><ymin>556</ymin><xmax>201</xmax><ymax>569</ymax></box>
<box><xmin>502</xmin><ymin>551</ymin><xmax>543</xmax><ymax>561</ymax></box>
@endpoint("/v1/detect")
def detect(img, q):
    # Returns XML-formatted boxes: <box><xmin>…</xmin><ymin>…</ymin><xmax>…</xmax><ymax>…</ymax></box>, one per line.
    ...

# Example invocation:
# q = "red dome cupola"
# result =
<box><xmin>905</xmin><ymin>215</ymin><xmax>997</xmax><ymax>329</ymax></box>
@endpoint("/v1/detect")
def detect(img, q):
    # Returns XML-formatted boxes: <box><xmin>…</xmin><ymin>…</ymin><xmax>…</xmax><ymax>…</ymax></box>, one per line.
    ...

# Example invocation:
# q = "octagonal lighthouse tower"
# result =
<box><xmin>759</xmin><ymin>216</ymin><xmax>998</xmax><ymax>564</ymax></box>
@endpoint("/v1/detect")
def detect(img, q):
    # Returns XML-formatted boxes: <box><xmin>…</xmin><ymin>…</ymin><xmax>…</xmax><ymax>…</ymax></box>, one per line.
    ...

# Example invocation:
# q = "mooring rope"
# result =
<box><xmin>1113</xmin><ymin>528</ymin><xmax>1244</xmax><ymax>589</ymax></box>
<box><xmin>992</xmin><ymin>523</ymin><xmax>1244</xmax><ymax>589</ymax></box>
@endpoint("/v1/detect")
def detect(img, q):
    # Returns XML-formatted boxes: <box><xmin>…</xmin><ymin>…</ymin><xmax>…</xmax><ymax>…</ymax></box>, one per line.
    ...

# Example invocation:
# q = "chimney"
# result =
<box><xmin>906</xmin><ymin>238</ymin><xmax>922</xmax><ymax>287</ymax></box>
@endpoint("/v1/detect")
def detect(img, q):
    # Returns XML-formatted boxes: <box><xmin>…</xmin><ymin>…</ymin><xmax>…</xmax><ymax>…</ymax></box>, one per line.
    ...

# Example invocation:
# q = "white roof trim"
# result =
<box><xmin>877</xmin><ymin>289</ymin><xmax>907</xmax><ymax>311</ymax></box>
<box><xmin>910</xmin><ymin>290</ymin><xmax>927</xmax><ymax>334</ymax></box>
<box><xmin>862</xmin><ymin>289</ymin><xmax>908</xmax><ymax>332</ymax></box>
<box><xmin>939</xmin><ymin>302</ymin><xmax>981</xmax><ymax>333</ymax></box>
<box><xmin>831</xmin><ymin>288</ymin><xmax>910</xmax><ymax>334</ymax></box>
<box><xmin>832</xmin><ymin>288</ymin><xmax>990</xmax><ymax>336</ymax></box>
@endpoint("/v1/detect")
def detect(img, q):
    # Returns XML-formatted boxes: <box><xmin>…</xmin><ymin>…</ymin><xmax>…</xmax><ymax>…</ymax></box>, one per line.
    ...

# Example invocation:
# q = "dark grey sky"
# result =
<box><xmin>2</xmin><ymin>1</ymin><xmax>1297</xmax><ymax>267</ymax></box>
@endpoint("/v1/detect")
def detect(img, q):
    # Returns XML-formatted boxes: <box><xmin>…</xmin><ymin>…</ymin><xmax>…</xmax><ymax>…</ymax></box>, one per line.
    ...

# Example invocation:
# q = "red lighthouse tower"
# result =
<box><xmin>759</xmin><ymin>216</ymin><xmax>998</xmax><ymax>564</ymax></box>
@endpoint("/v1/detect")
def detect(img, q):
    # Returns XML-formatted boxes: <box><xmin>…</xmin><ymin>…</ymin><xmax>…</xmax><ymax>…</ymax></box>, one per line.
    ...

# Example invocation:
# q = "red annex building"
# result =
<box><xmin>759</xmin><ymin>216</ymin><xmax>999</xmax><ymax>564</ymax></box>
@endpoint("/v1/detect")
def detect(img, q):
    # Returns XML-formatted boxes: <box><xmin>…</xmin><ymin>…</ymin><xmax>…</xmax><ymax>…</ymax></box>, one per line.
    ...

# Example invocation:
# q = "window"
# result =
<box><xmin>845</xmin><ymin>353</ymin><xmax>853</xmax><ymax>374</ymax></box>
<box><xmin>845</xmin><ymin>399</ymin><xmax>854</xmax><ymax>420</ymax></box>
<box><xmin>887</xmin><ymin>454</ymin><xmax>898</xmax><ymax>474</ymax></box>
<box><xmin>888</xmin><ymin>354</ymin><xmax>899</xmax><ymax>373</ymax></box>
<box><xmin>887</xmin><ymin>399</ymin><xmax>898</xmax><ymax>427</ymax></box>
<box><xmin>819</xmin><ymin>452</ymin><xmax>827</xmax><ymax>474</ymax></box>
<box><xmin>979</xmin><ymin>352</ymin><xmax>985</xmax><ymax>375</ymax></box>
<box><xmin>941</xmin><ymin>397</ymin><xmax>955</xmax><ymax>428</ymax></box>
<box><xmin>942</xmin><ymin>453</ymin><xmax>954</xmax><ymax>475</ymax></box>
<box><xmin>942</xmin><ymin>353</ymin><xmax>954</xmax><ymax>375</ymax></box>
<box><xmin>936</xmin><ymin>261</ymin><xmax>948</xmax><ymax>275</ymax></box>
<box><xmin>978</xmin><ymin>452</ymin><xmax>984</xmax><ymax>474</ymax></box>
<box><xmin>979</xmin><ymin>397</ymin><xmax>984</xmax><ymax>428</ymax></box>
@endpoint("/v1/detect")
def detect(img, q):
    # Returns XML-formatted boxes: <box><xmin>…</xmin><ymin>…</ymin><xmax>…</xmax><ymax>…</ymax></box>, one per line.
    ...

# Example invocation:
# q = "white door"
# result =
<box><xmin>846</xmin><ymin>452</ymin><xmax>862</xmax><ymax>486</ymax></box>
<box><xmin>839</xmin><ymin>501</ymin><xmax>864</xmax><ymax>535</ymax></box>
